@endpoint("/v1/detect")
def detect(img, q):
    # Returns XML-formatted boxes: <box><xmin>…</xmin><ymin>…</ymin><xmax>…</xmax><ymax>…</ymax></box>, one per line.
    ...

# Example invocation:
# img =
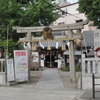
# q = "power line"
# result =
<box><xmin>42</xmin><ymin>0</ymin><xmax>82</xmax><ymax>20</ymax></box>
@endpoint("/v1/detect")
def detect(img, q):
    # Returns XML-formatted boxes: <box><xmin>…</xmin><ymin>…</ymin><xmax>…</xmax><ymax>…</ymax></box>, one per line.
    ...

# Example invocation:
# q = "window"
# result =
<box><xmin>58</xmin><ymin>22</ymin><xmax>65</xmax><ymax>25</ymax></box>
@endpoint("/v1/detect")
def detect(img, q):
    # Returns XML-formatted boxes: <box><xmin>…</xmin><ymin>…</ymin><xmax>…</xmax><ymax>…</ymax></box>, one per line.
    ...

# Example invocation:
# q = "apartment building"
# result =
<box><xmin>53</xmin><ymin>2</ymin><xmax>97</xmax><ymax>31</ymax></box>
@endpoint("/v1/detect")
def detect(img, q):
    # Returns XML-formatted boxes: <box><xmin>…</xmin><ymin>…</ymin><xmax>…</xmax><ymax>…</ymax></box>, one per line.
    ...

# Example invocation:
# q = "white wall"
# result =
<box><xmin>53</xmin><ymin>3</ymin><xmax>97</xmax><ymax>31</ymax></box>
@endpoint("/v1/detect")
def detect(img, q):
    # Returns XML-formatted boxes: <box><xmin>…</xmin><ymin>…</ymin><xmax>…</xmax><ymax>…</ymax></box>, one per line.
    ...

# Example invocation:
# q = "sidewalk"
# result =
<box><xmin>0</xmin><ymin>68</ymin><xmax>99</xmax><ymax>100</ymax></box>
<box><xmin>76</xmin><ymin>89</ymin><xmax>100</xmax><ymax>100</ymax></box>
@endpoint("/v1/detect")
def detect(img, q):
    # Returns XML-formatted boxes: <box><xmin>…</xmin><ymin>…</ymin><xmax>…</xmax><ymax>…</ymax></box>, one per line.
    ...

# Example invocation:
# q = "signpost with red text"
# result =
<box><xmin>14</xmin><ymin>50</ymin><xmax>28</xmax><ymax>82</ymax></box>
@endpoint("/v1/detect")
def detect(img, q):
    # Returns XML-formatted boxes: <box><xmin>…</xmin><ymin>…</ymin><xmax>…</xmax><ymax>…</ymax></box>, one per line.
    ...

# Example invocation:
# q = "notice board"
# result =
<box><xmin>7</xmin><ymin>59</ymin><xmax>15</xmax><ymax>81</ymax></box>
<box><xmin>14</xmin><ymin>50</ymin><xmax>28</xmax><ymax>82</ymax></box>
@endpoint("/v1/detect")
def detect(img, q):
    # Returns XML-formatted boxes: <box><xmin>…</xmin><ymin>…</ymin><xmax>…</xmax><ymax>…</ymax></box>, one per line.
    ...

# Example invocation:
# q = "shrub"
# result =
<box><xmin>76</xmin><ymin>67</ymin><xmax>81</xmax><ymax>71</ymax></box>
<box><xmin>61</xmin><ymin>67</ymin><xmax>70</xmax><ymax>71</ymax></box>
<box><xmin>61</xmin><ymin>67</ymin><xmax>81</xmax><ymax>72</ymax></box>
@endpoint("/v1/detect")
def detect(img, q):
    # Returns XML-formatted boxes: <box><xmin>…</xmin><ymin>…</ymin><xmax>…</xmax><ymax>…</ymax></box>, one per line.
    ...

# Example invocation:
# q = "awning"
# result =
<box><xmin>64</xmin><ymin>50</ymin><xmax>81</xmax><ymax>55</ymax></box>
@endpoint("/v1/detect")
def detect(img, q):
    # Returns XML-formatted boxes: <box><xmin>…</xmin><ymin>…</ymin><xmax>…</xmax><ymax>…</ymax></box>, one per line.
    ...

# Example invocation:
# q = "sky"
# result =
<box><xmin>67</xmin><ymin>0</ymin><xmax>78</xmax><ymax>3</ymax></box>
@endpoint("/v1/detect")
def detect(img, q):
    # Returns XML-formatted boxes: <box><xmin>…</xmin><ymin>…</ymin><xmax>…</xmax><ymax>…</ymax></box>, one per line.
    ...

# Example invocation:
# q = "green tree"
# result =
<box><xmin>0</xmin><ymin>39</ymin><xmax>23</xmax><ymax>58</ymax></box>
<box><xmin>0</xmin><ymin>0</ymin><xmax>59</xmax><ymax>42</ymax></box>
<box><xmin>78</xmin><ymin>0</ymin><xmax>100</xmax><ymax>28</ymax></box>
<box><xmin>0</xmin><ymin>0</ymin><xmax>60</xmax><ymax>55</ymax></box>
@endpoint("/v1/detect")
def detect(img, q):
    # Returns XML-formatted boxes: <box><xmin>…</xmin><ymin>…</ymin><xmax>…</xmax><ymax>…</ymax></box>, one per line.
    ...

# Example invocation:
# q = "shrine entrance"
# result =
<box><xmin>45</xmin><ymin>52</ymin><xmax>56</xmax><ymax>68</ymax></box>
<box><xmin>39</xmin><ymin>49</ymin><xmax>64</xmax><ymax>68</ymax></box>
<box><xmin>13</xmin><ymin>19</ymin><xmax>88</xmax><ymax>83</ymax></box>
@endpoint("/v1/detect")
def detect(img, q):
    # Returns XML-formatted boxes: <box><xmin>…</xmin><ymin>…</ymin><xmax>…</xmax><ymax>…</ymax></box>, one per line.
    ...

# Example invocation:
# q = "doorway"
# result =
<box><xmin>45</xmin><ymin>52</ymin><xmax>58</xmax><ymax>68</ymax></box>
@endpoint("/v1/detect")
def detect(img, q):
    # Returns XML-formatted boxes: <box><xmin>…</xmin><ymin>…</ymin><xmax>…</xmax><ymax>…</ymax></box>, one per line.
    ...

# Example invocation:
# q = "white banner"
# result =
<box><xmin>14</xmin><ymin>50</ymin><xmax>28</xmax><ymax>82</ymax></box>
<box><xmin>41</xmin><ymin>60</ymin><xmax>44</xmax><ymax>67</ymax></box>
<box><xmin>7</xmin><ymin>59</ymin><xmax>15</xmax><ymax>81</ymax></box>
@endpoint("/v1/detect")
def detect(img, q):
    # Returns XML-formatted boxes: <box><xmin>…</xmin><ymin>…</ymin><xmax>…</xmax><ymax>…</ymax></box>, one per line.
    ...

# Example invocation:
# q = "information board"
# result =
<box><xmin>7</xmin><ymin>59</ymin><xmax>15</xmax><ymax>81</ymax></box>
<box><xmin>14</xmin><ymin>50</ymin><xmax>28</xmax><ymax>82</ymax></box>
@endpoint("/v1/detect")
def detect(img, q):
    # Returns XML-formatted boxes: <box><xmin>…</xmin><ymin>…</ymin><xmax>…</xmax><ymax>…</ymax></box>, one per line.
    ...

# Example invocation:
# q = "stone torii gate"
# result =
<box><xmin>13</xmin><ymin>20</ymin><xmax>88</xmax><ymax>83</ymax></box>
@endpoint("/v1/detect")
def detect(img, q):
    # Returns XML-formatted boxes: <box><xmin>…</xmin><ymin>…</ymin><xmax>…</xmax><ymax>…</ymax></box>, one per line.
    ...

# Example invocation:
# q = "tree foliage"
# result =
<box><xmin>0</xmin><ymin>0</ymin><xmax>59</xmax><ymax>41</ymax></box>
<box><xmin>78</xmin><ymin>0</ymin><xmax>100</xmax><ymax>28</ymax></box>
<box><xmin>0</xmin><ymin>39</ymin><xmax>23</xmax><ymax>58</ymax></box>
<box><xmin>0</xmin><ymin>0</ymin><xmax>60</xmax><ymax>55</ymax></box>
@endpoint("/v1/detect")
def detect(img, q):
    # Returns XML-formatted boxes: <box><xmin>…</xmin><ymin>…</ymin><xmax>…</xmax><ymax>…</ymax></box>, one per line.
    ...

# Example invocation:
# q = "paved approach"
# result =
<box><xmin>35</xmin><ymin>68</ymin><xmax>64</xmax><ymax>90</ymax></box>
<box><xmin>0</xmin><ymin>68</ymin><xmax>85</xmax><ymax>100</ymax></box>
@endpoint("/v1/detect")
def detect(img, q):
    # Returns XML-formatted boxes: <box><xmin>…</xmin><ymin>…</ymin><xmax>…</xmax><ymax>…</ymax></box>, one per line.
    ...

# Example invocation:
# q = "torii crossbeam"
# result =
<box><xmin>13</xmin><ymin>19</ymin><xmax>88</xmax><ymax>83</ymax></box>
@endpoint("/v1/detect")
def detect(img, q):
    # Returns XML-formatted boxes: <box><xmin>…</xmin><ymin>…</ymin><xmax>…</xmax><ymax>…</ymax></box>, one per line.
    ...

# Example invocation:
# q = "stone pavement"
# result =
<box><xmin>0</xmin><ymin>68</ymin><xmax>98</xmax><ymax>100</ymax></box>
<box><xmin>35</xmin><ymin>68</ymin><xmax>64</xmax><ymax>90</ymax></box>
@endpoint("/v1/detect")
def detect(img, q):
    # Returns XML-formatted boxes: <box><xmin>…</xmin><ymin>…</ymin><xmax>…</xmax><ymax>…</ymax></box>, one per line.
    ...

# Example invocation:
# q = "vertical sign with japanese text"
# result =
<box><xmin>94</xmin><ymin>29</ymin><xmax>100</xmax><ymax>50</ymax></box>
<box><xmin>7</xmin><ymin>59</ymin><xmax>15</xmax><ymax>81</ymax></box>
<box><xmin>14</xmin><ymin>50</ymin><xmax>28</xmax><ymax>82</ymax></box>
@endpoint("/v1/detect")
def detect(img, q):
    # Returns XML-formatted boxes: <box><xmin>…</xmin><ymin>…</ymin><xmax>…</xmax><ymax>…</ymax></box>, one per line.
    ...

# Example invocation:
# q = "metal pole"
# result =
<box><xmin>68</xmin><ymin>29</ymin><xmax>76</xmax><ymax>83</ymax></box>
<box><xmin>5</xmin><ymin>25</ymin><xmax>9</xmax><ymax>84</ymax></box>
<box><xmin>92</xmin><ymin>73</ymin><xmax>95</xmax><ymax>99</ymax></box>
<box><xmin>7</xmin><ymin>25</ymin><xmax>8</xmax><ymax>55</ymax></box>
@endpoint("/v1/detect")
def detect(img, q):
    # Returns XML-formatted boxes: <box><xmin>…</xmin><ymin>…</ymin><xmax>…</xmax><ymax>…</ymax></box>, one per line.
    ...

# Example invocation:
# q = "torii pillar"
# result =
<box><xmin>13</xmin><ymin>19</ymin><xmax>88</xmax><ymax>83</ymax></box>
<box><xmin>26</xmin><ymin>32</ymin><xmax>32</xmax><ymax>82</ymax></box>
<box><xmin>68</xmin><ymin>30</ymin><xmax>75</xmax><ymax>83</ymax></box>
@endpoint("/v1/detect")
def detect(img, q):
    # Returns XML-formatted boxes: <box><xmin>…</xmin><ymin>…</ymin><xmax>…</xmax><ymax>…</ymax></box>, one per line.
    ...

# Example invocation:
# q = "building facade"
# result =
<box><xmin>53</xmin><ymin>3</ymin><xmax>97</xmax><ymax>32</ymax></box>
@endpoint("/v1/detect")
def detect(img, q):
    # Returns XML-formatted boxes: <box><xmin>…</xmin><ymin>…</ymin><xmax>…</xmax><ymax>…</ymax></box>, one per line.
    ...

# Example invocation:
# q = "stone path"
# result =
<box><xmin>35</xmin><ymin>68</ymin><xmax>64</xmax><ymax>90</ymax></box>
